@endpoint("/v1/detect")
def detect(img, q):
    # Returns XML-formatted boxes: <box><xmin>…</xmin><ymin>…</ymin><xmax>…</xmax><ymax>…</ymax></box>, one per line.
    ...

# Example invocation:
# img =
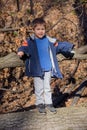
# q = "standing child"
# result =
<box><xmin>17</xmin><ymin>17</ymin><xmax>74</xmax><ymax>114</ymax></box>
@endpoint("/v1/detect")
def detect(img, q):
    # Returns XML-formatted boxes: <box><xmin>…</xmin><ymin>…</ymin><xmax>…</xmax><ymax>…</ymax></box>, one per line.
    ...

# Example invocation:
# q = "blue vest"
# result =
<box><xmin>35</xmin><ymin>37</ymin><xmax>52</xmax><ymax>71</ymax></box>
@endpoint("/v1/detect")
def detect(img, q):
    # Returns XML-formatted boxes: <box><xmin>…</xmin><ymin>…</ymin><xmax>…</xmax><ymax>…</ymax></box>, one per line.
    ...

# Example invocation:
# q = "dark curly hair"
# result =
<box><xmin>32</xmin><ymin>17</ymin><xmax>46</xmax><ymax>28</ymax></box>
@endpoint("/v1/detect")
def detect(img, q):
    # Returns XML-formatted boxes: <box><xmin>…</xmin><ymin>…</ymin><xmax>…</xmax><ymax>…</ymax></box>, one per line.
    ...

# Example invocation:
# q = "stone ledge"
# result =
<box><xmin>0</xmin><ymin>106</ymin><xmax>87</xmax><ymax>130</ymax></box>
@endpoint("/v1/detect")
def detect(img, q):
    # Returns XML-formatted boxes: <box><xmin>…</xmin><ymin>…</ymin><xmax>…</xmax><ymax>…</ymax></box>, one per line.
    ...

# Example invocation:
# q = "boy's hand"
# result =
<box><xmin>17</xmin><ymin>51</ymin><xmax>24</xmax><ymax>58</ymax></box>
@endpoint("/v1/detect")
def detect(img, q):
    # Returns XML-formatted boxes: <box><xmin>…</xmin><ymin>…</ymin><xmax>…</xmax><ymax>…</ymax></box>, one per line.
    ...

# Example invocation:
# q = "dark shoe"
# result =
<box><xmin>46</xmin><ymin>104</ymin><xmax>57</xmax><ymax>113</ymax></box>
<box><xmin>37</xmin><ymin>104</ymin><xmax>46</xmax><ymax>114</ymax></box>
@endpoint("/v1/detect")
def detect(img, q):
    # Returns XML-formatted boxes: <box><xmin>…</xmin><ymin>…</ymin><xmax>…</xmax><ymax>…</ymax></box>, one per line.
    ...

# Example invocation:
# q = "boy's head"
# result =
<box><xmin>32</xmin><ymin>17</ymin><xmax>46</xmax><ymax>39</ymax></box>
<box><xmin>32</xmin><ymin>17</ymin><xmax>46</xmax><ymax>29</ymax></box>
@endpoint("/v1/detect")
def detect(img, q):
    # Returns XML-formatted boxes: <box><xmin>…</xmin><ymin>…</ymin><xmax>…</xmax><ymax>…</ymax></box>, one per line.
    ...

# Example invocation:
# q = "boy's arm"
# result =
<box><xmin>18</xmin><ymin>40</ymin><xmax>30</xmax><ymax>60</ymax></box>
<box><xmin>47</xmin><ymin>36</ymin><xmax>75</xmax><ymax>58</ymax></box>
<box><xmin>18</xmin><ymin>40</ymin><xmax>29</xmax><ymax>56</ymax></box>
<box><xmin>55</xmin><ymin>41</ymin><xmax>75</xmax><ymax>58</ymax></box>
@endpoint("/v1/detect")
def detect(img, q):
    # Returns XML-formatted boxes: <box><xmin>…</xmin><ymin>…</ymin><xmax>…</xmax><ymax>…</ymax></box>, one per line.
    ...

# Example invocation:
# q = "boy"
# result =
<box><xmin>18</xmin><ymin>17</ymin><xmax>74</xmax><ymax>114</ymax></box>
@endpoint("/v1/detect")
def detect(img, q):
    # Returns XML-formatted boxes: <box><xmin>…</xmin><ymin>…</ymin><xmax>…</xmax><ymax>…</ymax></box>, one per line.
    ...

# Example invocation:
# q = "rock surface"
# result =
<box><xmin>0</xmin><ymin>105</ymin><xmax>87</xmax><ymax>130</ymax></box>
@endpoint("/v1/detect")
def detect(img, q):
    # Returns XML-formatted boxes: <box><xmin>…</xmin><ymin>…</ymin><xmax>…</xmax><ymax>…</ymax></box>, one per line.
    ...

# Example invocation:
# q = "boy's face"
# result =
<box><xmin>34</xmin><ymin>24</ymin><xmax>46</xmax><ymax>39</ymax></box>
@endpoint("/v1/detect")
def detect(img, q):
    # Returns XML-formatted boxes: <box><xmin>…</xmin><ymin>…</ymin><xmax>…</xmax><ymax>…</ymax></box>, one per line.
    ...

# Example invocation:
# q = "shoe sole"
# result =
<box><xmin>46</xmin><ymin>107</ymin><xmax>57</xmax><ymax>114</ymax></box>
<box><xmin>38</xmin><ymin>111</ymin><xmax>47</xmax><ymax>114</ymax></box>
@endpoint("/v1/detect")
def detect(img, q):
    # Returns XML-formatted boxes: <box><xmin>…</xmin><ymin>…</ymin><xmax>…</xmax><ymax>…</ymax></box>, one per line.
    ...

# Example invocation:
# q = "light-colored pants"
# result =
<box><xmin>34</xmin><ymin>71</ymin><xmax>52</xmax><ymax>105</ymax></box>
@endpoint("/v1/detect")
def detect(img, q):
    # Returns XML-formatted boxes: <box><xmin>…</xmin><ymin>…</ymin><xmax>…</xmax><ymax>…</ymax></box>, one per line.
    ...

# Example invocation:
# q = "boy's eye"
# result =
<box><xmin>37</xmin><ymin>28</ymin><xmax>40</xmax><ymax>30</ymax></box>
<box><xmin>37</xmin><ymin>28</ymin><xmax>44</xmax><ymax>30</ymax></box>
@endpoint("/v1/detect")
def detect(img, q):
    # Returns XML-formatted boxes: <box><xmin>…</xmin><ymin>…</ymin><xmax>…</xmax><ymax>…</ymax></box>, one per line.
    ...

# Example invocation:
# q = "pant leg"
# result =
<box><xmin>34</xmin><ymin>77</ymin><xmax>44</xmax><ymax>105</ymax></box>
<box><xmin>43</xmin><ymin>71</ymin><xmax>52</xmax><ymax>105</ymax></box>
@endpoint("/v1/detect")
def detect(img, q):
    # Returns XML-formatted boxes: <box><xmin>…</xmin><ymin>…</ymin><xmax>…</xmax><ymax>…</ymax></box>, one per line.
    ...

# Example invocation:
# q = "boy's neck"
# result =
<box><xmin>30</xmin><ymin>34</ymin><xmax>46</xmax><ymax>40</ymax></box>
<box><xmin>35</xmin><ymin>35</ymin><xmax>46</xmax><ymax>39</ymax></box>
